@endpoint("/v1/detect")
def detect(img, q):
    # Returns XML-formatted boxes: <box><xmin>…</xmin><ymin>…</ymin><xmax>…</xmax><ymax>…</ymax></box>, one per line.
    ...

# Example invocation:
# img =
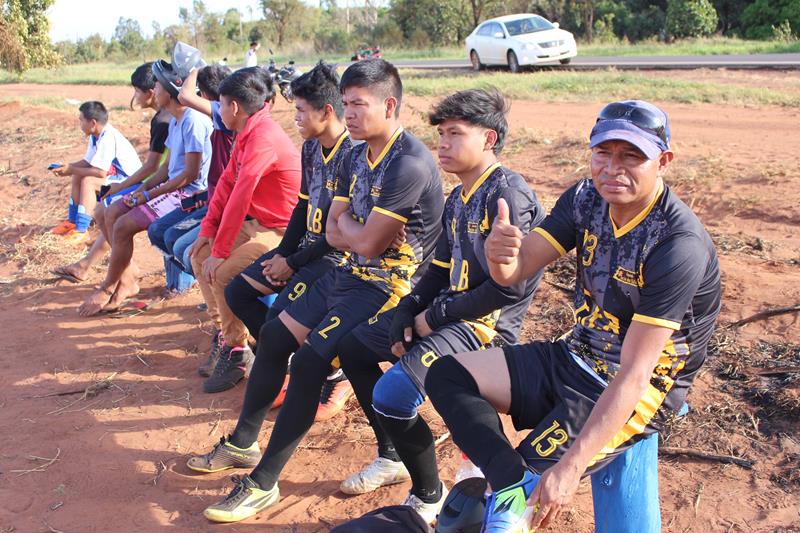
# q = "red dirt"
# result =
<box><xmin>0</xmin><ymin>82</ymin><xmax>798</xmax><ymax>532</ymax></box>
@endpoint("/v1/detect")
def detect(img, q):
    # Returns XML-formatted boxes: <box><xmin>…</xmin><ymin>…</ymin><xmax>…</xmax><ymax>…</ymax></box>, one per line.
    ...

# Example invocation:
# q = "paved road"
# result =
<box><xmin>383</xmin><ymin>53</ymin><xmax>800</xmax><ymax>70</ymax></box>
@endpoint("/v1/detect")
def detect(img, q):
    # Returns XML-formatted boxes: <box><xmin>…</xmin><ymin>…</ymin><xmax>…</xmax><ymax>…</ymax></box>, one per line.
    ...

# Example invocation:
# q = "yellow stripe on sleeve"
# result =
<box><xmin>372</xmin><ymin>206</ymin><xmax>409</xmax><ymax>223</ymax></box>
<box><xmin>632</xmin><ymin>314</ymin><xmax>682</xmax><ymax>330</ymax></box>
<box><xmin>533</xmin><ymin>227</ymin><xmax>567</xmax><ymax>257</ymax></box>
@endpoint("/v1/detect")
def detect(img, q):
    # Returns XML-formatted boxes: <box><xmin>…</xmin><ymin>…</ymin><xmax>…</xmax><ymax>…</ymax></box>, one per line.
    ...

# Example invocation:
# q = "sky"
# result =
<box><xmin>48</xmin><ymin>0</ymin><xmax>263</xmax><ymax>42</ymax></box>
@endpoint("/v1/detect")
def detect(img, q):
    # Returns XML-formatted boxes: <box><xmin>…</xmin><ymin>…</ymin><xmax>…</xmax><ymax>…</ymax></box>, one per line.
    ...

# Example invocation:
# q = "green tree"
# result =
<box><xmin>179</xmin><ymin>0</ymin><xmax>208</xmax><ymax>47</ymax></box>
<box><xmin>260</xmin><ymin>0</ymin><xmax>303</xmax><ymax>46</ymax></box>
<box><xmin>113</xmin><ymin>17</ymin><xmax>145</xmax><ymax>57</ymax></box>
<box><xmin>666</xmin><ymin>0</ymin><xmax>719</xmax><ymax>38</ymax></box>
<box><xmin>711</xmin><ymin>0</ymin><xmax>752</xmax><ymax>35</ymax></box>
<box><xmin>223</xmin><ymin>8</ymin><xmax>244</xmax><ymax>42</ymax></box>
<box><xmin>740</xmin><ymin>0</ymin><xmax>800</xmax><ymax>39</ymax></box>
<box><xmin>0</xmin><ymin>0</ymin><xmax>60</xmax><ymax>73</ymax></box>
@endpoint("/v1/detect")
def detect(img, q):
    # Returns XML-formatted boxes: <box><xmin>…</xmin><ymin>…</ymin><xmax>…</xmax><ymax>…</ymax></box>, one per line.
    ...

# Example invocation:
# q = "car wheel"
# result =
<box><xmin>470</xmin><ymin>50</ymin><xmax>483</xmax><ymax>71</ymax></box>
<box><xmin>507</xmin><ymin>51</ymin><xmax>520</xmax><ymax>73</ymax></box>
<box><xmin>559</xmin><ymin>58</ymin><xmax>571</xmax><ymax>65</ymax></box>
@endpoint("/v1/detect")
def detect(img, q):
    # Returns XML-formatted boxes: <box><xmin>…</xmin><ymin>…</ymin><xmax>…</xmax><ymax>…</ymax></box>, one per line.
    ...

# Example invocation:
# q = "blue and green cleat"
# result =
<box><xmin>481</xmin><ymin>469</ymin><xmax>540</xmax><ymax>532</ymax></box>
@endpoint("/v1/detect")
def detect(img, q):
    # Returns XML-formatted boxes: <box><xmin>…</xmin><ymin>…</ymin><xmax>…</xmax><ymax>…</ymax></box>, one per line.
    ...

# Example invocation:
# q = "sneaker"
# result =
<box><xmin>271</xmin><ymin>374</ymin><xmax>290</xmax><ymax>410</ymax></box>
<box><xmin>198</xmin><ymin>330</ymin><xmax>224</xmax><ymax>377</ymax></box>
<box><xmin>186</xmin><ymin>436</ymin><xmax>261</xmax><ymax>473</ymax></box>
<box><xmin>51</xmin><ymin>220</ymin><xmax>76</xmax><ymax>235</ymax></box>
<box><xmin>402</xmin><ymin>483</ymin><xmax>449</xmax><ymax>525</ymax></box>
<box><xmin>203</xmin><ymin>345</ymin><xmax>255</xmax><ymax>393</ymax></box>
<box><xmin>62</xmin><ymin>230</ymin><xmax>89</xmax><ymax>245</ymax></box>
<box><xmin>340</xmin><ymin>456</ymin><xmax>411</xmax><ymax>495</ymax></box>
<box><xmin>481</xmin><ymin>470</ymin><xmax>539</xmax><ymax>533</ymax></box>
<box><xmin>315</xmin><ymin>371</ymin><xmax>353</xmax><ymax>422</ymax></box>
<box><xmin>203</xmin><ymin>474</ymin><xmax>279</xmax><ymax>523</ymax></box>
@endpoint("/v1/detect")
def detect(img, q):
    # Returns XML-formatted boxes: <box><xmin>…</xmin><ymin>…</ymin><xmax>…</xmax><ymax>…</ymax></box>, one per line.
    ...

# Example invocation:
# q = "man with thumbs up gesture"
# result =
<box><xmin>426</xmin><ymin>100</ymin><xmax>722</xmax><ymax>532</ymax></box>
<box><xmin>336</xmin><ymin>89</ymin><xmax>545</xmax><ymax>522</ymax></box>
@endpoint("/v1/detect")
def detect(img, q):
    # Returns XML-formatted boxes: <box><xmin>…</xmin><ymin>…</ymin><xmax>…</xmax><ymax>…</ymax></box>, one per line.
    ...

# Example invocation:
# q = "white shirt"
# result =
<box><xmin>245</xmin><ymin>48</ymin><xmax>258</xmax><ymax>67</ymax></box>
<box><xmin>83</xmin><ymin>123</ymin><xmax>142</xmax><ymax>184</ymax></box>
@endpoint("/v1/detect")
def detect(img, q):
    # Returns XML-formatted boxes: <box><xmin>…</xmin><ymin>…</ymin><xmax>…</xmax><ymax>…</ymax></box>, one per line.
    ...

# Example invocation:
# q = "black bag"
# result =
<box><xmin>330</xmin><ymin>505</ymin><xmax>433</xmax><ymax>533</ymax></box>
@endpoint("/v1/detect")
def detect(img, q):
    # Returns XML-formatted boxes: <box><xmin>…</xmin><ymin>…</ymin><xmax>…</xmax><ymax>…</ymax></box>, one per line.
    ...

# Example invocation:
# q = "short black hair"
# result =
<box><xmin>250</xmin><ymin>41</ymin><xmax>259</xmax><ymax>47</ymax></box>
<box><xmin>291</xmin><ymin>61</ymin><xmax>344</xmax><ymax>119</ymax></box>
<box><xmin>79</xmin><ymin>101</ymin><xmax>109</xmax><ymax>124</ymax></box>
<box><xmin>428</xmin><ymin>89</ymin><xmax>510</xmax><ymax>155</ymax></box>
<box><xmin>340</xmin><ymin>59</ymin><xmax>403</xmax><ymax>117</ymax></box>
<box><xmin>197</xmin><ymin>64</ymin><xmax>231</xmax><ymax>101</ymax></box>
<box><xmin>218</xmin><ymin>67</ymin><xmax>274</xmax><ymax>115</ymax></box>
<box><xmin>130</xmin><ymin>62</ymin><xmax>155</xmax><ymax>91</ymax></box>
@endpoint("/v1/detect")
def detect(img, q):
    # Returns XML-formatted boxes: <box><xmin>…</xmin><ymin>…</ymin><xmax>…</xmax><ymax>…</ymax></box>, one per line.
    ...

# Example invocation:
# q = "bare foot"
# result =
<box><xmin>107</xmin><ymin>280</ymin><xmax>140</xmax><ymax>309</ymax></box>
<box><xmin>78</xmin><ymin>287</ymin><xmax>114</xmax><ymax>317</ymax></box>
<box><xmin>53</xmin><ymin>261</ymin><xmax>88</xmax><ymax>283</ymax></box>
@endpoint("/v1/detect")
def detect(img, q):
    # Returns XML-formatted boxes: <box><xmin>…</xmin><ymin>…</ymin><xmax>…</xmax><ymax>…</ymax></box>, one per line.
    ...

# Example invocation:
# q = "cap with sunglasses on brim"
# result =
<box><xmin>589</xmin><ymin>100</ymin><xmax>671</xmax><ymax>160</ymax></box>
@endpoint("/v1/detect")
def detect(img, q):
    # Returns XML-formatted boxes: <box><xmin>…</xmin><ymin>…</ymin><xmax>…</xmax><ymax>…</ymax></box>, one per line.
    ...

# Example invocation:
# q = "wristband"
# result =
<box><xmin>143</xmin><ymin>190</ymin><xmax>151</xmax><ymax>202</ymax></box>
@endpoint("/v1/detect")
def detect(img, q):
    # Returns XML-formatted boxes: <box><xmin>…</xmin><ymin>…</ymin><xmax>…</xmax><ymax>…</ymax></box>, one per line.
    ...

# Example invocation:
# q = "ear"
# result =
<box><xmin>484</xmin><ymin>129</ymin><xmax>498</xmax><ymax>152</ymax></box>
<box><xmin>322</xmin><ymin>103</ymin><xmax>334</xmax><ymax>121</ymax></box>
<box><xmin>385</xmin><ymin>96</ymin><xmax>398</xmax><ymax>119</ymax></box>
<box><xmin>231</xmin><ymin>99</ymin><xmax>240</xmax><ymax>118</ymax></box>
<box><xmin>657</xmin><ymin>150</ymin><xmax>674</xmax><ymax>176</ymax></box>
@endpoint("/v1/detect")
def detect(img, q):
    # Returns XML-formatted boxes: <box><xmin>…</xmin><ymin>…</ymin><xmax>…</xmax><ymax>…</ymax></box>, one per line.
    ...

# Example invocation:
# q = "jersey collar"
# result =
<box><xmin>609</xmin><ymin>181</ymin><xmax>664</xmax><ymax>239</ymax></box>
<box><xmin>461</xmin><ymin>162</ymin><xmax>501</xmax><ymax>204</ymax></box>
<box><xmin>366</xmin><ymin>127</ymin><xmax>403</xmax><ymax>170</ymax></box>
<box><xmin>321</xmin><ymin>130</ymin><xmax>350</xmax><ymax>165</ymax></box>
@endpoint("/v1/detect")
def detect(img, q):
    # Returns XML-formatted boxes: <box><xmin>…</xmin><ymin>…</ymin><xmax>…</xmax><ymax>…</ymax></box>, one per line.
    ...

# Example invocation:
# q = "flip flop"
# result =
<box><xmin>51</xmin><ymin>267</ymin><xmax>84</xmax><ymax>284</ymax></box>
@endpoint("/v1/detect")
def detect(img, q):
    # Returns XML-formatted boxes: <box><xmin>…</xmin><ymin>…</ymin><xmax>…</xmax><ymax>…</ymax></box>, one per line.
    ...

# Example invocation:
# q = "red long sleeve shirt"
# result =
<box><xmin>200</xmin><ymin>105</ymin><xmax>301</xmax><ymax>258</ymax></box>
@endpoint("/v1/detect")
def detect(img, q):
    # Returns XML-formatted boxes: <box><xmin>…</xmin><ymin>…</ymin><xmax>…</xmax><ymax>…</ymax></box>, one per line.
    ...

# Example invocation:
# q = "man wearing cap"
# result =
<box><xmin>425</xmin><ymin>100</ymin><xmax>722</xmax><ymax>531</ymax></box>
<box><xmin>78</xmin><ymin>59</ymin><xmax>213</xmax><ymax>316</ymax></box>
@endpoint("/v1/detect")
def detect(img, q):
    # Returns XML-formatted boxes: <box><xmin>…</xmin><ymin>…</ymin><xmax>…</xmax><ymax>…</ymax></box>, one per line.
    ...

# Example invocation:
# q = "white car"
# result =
<box><xmin>465</xmin><ymin>14</ymin><xmax>578</xmax><ymax>72</ymax></box>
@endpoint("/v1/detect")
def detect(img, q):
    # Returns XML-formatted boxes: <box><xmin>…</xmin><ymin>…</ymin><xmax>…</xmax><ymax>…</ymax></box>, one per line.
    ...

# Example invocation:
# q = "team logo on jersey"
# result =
<box><xmin>612</xmin><ymin>266</ymin><xmax>644</xmax><ymax>288</ymax></box>
<box><xmin>325</xmin><ymin>179</ymin><xmax>335</xmax><ymax>191</ymax></box>
<box><xmin>370</xmin><ymin>185</ymin><xmax>381</xmax><ymax>197</ymax></box>
<box><xmin>479</xmin><ymin>209</ymin><xmax>491</xmax><ymax>233</ymax></box>
<box><xmin>467</xmin><ymin>221</ymin><xmax>479</xmax><ymax>234</ymax></box>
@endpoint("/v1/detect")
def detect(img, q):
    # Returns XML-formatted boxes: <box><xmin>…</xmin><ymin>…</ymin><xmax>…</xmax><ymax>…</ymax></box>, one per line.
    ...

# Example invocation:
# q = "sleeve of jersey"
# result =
<box><xmin>633</xmin><ymin>233</ymin><xmax>709</xmax><ymax>331</ymax></box>
<box><xmin>372</xmin><ymin>156</ymin><xmax>427</xmax><ymax>223</ymax></box>
<box><xmin>87</xmin><ymin>136</ymin><xmax>114</xmax><ymax>172</ymax></box>
<box><xmin>150</xmin><ymin>121</ymin><xmax>169</xmax><ymax>154</ymax></box>
<box><xmin>534</xmin><ymin>183</ymin><xmax>580</xmax><ymax>257</ymax></box>
<box><xmin>286</xmin><ymin>238</ymin><xmax>332</xmax><ymax>271</ymax></box>
<box><xmin>426</xmin><ymin>187</ymin><xmax>530</xmax><ymax>328</ymax></box>
<box><xmin>275</xmin><ymin>198</ymin><xmax>308</xmax><ymax>257</ymax></box>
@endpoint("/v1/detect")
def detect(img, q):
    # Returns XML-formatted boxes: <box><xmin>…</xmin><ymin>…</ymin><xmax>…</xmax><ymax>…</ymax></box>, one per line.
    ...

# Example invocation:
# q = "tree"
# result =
<box><xmin>113</xmin><ymin>17</ymin><xmax>145</xmax><ymax>57</ymax></box>
<box><xmin>666</xmin><ymin>0</ymin><xmax>719</xmax><ymax>38</ymax></box>
<box><xmin>740</xmin><ymin>0</ymin><xmax>800</xmax><ymax>39</ymax></box>
<box><xmin>467</xmin><ymin>0</ymin><xmax>500</xmax><ymax>27</ymax></box>
<box><xmin>260</xmin><ymin>0</ymin><xmax>303</xmax><ymax>46</ymax></box>
<box><xmin>223</xmin><ymin>8</ymin><xmax>244</xmax><ymax>42</ymax></box>
<box><xmin>0</xmin><ymin>0</ymin><xmax>60</xmax><ymax>73</ymax></box>
<box><xmin>179</xmin><ymin>0</ymin><xmax>208</xmax><ymax>47</ymax></box>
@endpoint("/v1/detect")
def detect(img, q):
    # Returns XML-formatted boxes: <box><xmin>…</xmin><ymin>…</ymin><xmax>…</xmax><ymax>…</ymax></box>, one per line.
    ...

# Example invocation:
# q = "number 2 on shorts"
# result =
<box><xmin>318</xmin><ymin>316</ymin><xmax>341</xmax><ymax>339</ymax></box>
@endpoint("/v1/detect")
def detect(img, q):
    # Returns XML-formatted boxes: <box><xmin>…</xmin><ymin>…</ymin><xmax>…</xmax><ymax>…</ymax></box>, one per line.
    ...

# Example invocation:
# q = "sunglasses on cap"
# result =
<box><xmin>596</xmin><ymin>102</ymin><xmax>668</xmax><ymax>144</ymax></box>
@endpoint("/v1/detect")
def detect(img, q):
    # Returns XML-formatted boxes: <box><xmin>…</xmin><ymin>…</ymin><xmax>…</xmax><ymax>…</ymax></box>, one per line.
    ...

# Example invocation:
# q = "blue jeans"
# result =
<box><xmin>147</xmin><ymin>207</ymin><xmax>203</xmax><ymax>293</ymax></box>
<box><xmin>173</xmin><ymin>225</ymin><xmax>201</xmax><ymax>276</ymax></box>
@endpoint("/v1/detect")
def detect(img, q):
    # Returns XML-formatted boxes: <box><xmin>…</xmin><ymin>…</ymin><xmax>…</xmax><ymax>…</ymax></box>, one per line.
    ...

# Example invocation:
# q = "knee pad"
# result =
<box><xmin>373</xmin><ymin>365</ymin><xmax>424</xmax><ymax>420</ymax></box>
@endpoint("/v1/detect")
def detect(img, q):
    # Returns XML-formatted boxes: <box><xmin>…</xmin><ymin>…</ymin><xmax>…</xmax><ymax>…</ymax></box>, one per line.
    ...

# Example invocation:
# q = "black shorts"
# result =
<box><xmin>284</xmin><ymin>269</ymin><xmax>392</xmax><ymax>363</ymax></box>
<box><xmin>356</xmin><ymin>308</ymin><xmax>487</xmax><ymax>393</ymax></box>
<box><xmin>504</xmin><ymin>340</ymin><xmax>658</xmax><ymax>476</ymax></box>
<box><xmin>239</xmin><ymin>250</ymin><xmax>336</xmax><ymax>321</ymax></box>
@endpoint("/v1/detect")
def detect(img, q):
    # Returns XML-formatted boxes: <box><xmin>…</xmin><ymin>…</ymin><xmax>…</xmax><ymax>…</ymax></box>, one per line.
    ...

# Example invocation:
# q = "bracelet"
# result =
<box><xmin>143</xmin><ymin>190</ymin><xmax>151</xmax><ymax>202</ymax></box>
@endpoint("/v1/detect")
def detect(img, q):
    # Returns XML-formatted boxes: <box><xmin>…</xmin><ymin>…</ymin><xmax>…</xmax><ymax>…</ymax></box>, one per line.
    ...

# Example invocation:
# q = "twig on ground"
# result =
<box><xmin>544</xmin><ymin>279</ymin><xmax>573</xmax><ymax>294</ymax></box>
<box><xmin>434</xmin><ymin>432</ymin><xmax>451</xmax><ymax>447</ymax></box>
<box><xmin>10</xmin><ymin>448</ymin><xmax>61</xmax><ymax>476</ymax></box>
<box><xmin>42</xmin><ymin>519</ymin><xmax>65</xmax><ymax>533</ymax></box>
<box><xmin>150</xmin><ymin>460</ymin><xmax>168</xmax><ymax>486</ymax></box>
<box><xmin>693</xmin><ymin>482</ymin><xmax>704</xmax><ymax>516</ymax></box>
<box><xmin>729</xmin><ymin>304</ymin><xmax>800</xmax><ymax>327</ymax></box>
<box><xmin>46</xmin><ymin>373</ymin><xmax>117</xmax><ymax>415</ymax></box>
<box><xmin>660</xmin><ymin>446</ymin><xmax>754</xmax><ymax>469</ymax></box>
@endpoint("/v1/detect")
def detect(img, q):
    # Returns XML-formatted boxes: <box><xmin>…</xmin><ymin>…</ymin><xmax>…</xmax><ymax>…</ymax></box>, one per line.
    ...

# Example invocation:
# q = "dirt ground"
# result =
<box><xmin>0</xmin><ymin>77</ymin><xmax>798</xmax><ymax>533</ymax></box>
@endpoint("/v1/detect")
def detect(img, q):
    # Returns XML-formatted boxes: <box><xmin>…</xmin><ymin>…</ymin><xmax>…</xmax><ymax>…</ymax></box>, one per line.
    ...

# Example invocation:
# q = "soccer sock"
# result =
<box><xmin>377</xmin><ymin>412</ymin><xmax>441</xmax><ymax>503</ymax></box>
<box><xmin>249</xmin><ymin>344</ymin><xmax>330</xmax><ymax>489</ymax></box>
<box><xmin>426</xmin><ymin>356</ymin><xmax>527</xmax><ymax>491</ymax></box>
<box><xmin>68</xmin><ymin>199</ymin><xmax>77</xmax><ymax>224</ymax></box>
<box><xmin>74</xmin><ymin>204</ymin><xmax>93</xmax><ymax>232</ymax></box>
<box><xmin>229</xmin><ymin>318</ymin><xmax>298</xmax><ymax>449</ymax></box>
<box><xmin>224</xmin><ymin>275</ymin><xmax>271</xmax><ymax>344</ymax></box>
<box><xmin>338</xmin><ymin>333</ymin><xmax>401</xmax><ymax>462</ymax></box>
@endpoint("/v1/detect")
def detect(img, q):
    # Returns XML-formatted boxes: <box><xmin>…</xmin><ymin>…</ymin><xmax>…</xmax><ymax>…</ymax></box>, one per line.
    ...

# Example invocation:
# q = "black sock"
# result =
<box><xmin>426</xmin><ymin>356</ymin><xmax>526</xmax><ymax>491</ymax></box>
<box><xmin>224</xmin><ymin>275</ymin><xmax>271</xmax><ymax>344</ymax></box>
<box><xmin>229</xmin><ymin>319</ymin><xmax>298</xmax><ymax>449</ymax></box>
<box><xmin>249</xmin><ymin>344</ymin><xmax>331</xmax><ymax>489</ymax></box>
<box><xmin>377</xmin><ymin>412</ymin><xmax>441</xmax><ymax>503</ymax></box>
<box><xmin>338</xmin><ymin>333</ymin><xmax>401</xmax><ymax>462</ymax></box>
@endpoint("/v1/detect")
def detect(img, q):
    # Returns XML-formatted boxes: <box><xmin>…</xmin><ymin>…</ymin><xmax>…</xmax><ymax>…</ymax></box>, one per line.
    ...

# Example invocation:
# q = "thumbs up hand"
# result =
<box><xmin>485</xmin><ymin>198</ymin><xmax>524</xmax><ymax>284</ymax></box>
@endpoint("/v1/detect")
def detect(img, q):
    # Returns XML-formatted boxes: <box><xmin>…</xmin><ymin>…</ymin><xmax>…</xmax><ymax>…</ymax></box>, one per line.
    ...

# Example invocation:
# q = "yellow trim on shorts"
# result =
<box><xmin>333</xmin><ymin>196</ymin><xmax>350</xmax><ymax>203</ymax></box>
<box><xmin>533</xmin><ymin>227</ymin><xmax>567</xmax><ymax>257</ymax></box>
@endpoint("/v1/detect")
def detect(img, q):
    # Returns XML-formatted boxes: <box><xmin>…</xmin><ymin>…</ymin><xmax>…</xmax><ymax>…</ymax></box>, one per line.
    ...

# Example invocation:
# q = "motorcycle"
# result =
<box><xmin>265</xmin><ymin>49</ymin><xmax>302</xmax><ymax>102</ymax></box>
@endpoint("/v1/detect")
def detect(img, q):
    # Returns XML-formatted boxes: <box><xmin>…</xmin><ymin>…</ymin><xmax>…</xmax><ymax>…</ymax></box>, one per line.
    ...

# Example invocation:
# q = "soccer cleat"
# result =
<box><xmin>203</xmin><ymin>474</ymin><xmax>279</xmax><ymax>523</ymax></box>
<box><xmin>402</xmin><ymin>483</ymin><xmax>449</xmax><ymax>525</ymax></box>
<box><xmin>51</xmin><ymin>220</ymin><xmax>76</xmax><ymax>235</ymax></box>
<box><xmin>186</xmin><ymin>436</ymin><xmax>261</xmax><ymax>473</ymax></box>
<box><xmin>62</xmin><ymin>229</ymin><xmax>89</xmax><ymax>245</ymax></box>
<box><xmin>203</xmin><ymin>344</ymin><xmax>255</xmax><ymax>393</ymax></box>
<box><xmin>314</xmin><ymin>372</ymin><xmax>353</xmax><ymax>422</ymax></box>
<box><xmin>481</xmin><ymin>469</ymin><xmax>539</xmax><ymax>533</ymax></box>
<box><xmin>340</xmin><ymin>456</ymin><xmax>411</xmax><ymax>495</ymax></box>
<box><xmin>271</xmin><ymin>374</ymin><xmax>290</xmax><ymax>410</ymax></box>
<box><xmin>198</xmin><ymin>329</ymin><xmax>224</xmax><ymax>377</ymax></box>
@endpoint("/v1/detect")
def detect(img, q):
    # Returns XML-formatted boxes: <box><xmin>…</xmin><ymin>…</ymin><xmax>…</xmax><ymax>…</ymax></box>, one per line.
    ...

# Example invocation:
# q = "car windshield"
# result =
<box><xmin>504</xmin><ymin>16</ymin><xmax>554</xmax><ymax>36</ymax></box>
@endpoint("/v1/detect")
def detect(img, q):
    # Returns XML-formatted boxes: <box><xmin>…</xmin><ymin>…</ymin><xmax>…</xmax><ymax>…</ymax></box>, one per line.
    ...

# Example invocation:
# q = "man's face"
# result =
<box><xmin>294</xmin><ymin>97</ymin><xmax>326</xmax><ymax>140</ymax></box>
<box><xmin>153</xmin><ymin>80</ymin><xmax>171</xmax><ymax>109</ymax></box>
<box><xmin>132</xmin><ymin>87</ymin><xmax>154</xmax><ymax>109</ymax></box>
<box><xmin>219</xmin><ymin>95</ymin><xmax>236</xmax><ymax>130</ymax></box>
<box><xmin>342</xmin><ymin>85</ymin><xmax>391</xmax><ymax>141</ymax></box>
<box><xmin>436</xmin><ymin>119</ymin><xmax>493</xmax><ymax>175</ymax></box>
<box><xmin>590</xmin><ymin>140</ymin><xmax>668</xmax><ymax>206</ymax></box>
<box><xmin>78</xmin><ymin>113</ymin><xmax>93</xmax><ymax>136</ymax></box>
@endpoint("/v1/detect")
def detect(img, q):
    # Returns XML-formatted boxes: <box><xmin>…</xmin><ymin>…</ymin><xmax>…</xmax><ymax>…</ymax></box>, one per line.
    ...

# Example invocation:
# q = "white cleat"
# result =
<box><xmin>340</xmin><ymin>456</ymin><xmax>411</xmax><ymax>495</ymax></box>
<box><xmin>402</xmin><ymin>483</ymin><xmax>449</xmax><ymax>525</ymax></box>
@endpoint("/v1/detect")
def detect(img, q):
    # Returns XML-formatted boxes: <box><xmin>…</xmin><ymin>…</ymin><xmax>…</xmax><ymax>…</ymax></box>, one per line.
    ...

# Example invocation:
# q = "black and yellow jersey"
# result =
<box><xmin>420</xmin><ymin>163</ymin><xmax>545</xmax><ymax>345</ymax></box>
<box><xmin>536</xmin><ymin>178</ymin><xmax>721</xmax><ymax>420</ymax></box>
<box><xmin>335</xmin><ymin>128</ymin><xmax>444</xmax><ymax>298</ymax></box>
